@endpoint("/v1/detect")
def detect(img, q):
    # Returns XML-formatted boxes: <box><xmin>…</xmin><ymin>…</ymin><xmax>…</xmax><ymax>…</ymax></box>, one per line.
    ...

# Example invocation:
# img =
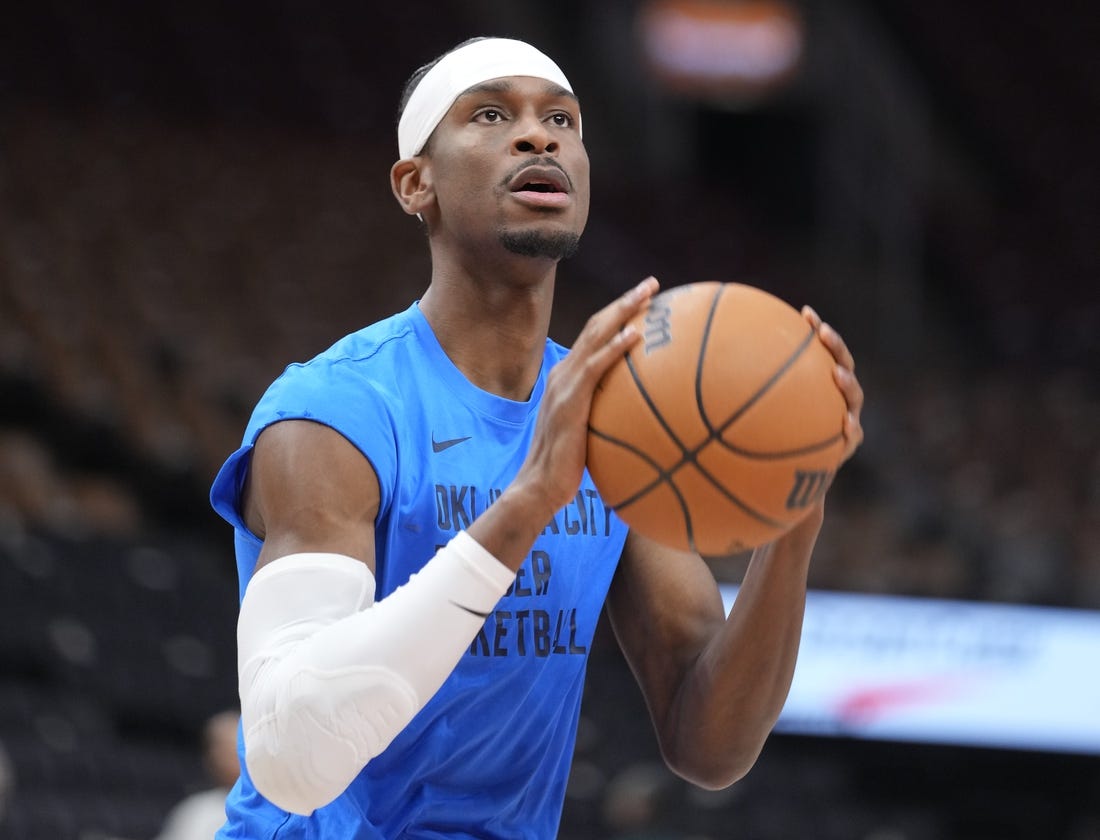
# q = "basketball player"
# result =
<box><xmin>210</xmin><ymin>36</ymin><xmax>864</xmax><ymax>838</ymax></box>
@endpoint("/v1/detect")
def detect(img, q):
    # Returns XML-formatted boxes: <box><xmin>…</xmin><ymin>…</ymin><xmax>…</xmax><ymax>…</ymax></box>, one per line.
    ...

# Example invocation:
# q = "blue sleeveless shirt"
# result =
<box><xmin>209</xmin><ymin>302</ymin><xmax>629</xmax><ymax>839</ymax></box>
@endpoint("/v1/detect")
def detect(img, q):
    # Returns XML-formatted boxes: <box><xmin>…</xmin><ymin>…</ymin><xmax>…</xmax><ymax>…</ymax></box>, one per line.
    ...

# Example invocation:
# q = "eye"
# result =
<box><xmin>476</xmin><ymin>108</ymin><xmax>506</xmax><ymax>123</ymax></box>
<box><xmin>549</xmin><ymin>112</ymin><xmax>574</xmax><ymax>128</ymax></box>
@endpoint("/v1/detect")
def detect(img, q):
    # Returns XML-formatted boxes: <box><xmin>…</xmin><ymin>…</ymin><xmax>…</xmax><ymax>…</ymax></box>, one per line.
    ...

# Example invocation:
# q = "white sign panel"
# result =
<box><xmin>720</xmin><ymin>586</ymin><xmax>1100</xmax><ymax>754</ymax></box>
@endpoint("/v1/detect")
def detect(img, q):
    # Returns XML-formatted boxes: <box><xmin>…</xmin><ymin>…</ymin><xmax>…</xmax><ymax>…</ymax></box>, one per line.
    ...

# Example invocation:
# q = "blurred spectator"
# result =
<box><xmin>152</xmin><ymin>710</ymin><xmax>239</xmax><ymax>840</ymax></box>
<box><xmin>602</xmin><ymin>761</ymin><xmax>689</xmax><ymax>839</ymax></box>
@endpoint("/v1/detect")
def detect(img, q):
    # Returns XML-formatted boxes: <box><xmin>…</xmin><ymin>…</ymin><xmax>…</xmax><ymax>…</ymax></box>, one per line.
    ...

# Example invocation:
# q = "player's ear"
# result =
<box><xmin>391</xmin><ymin>157</ymin><xmax>434</xmax><ymax>217</ymax></box>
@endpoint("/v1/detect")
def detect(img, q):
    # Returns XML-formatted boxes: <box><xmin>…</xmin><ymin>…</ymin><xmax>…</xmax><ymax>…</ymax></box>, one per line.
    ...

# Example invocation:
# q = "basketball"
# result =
<box><xmin>587</xmin><ymin>281</ymin><xmax>846</xmax><ymax>555</ymax></box>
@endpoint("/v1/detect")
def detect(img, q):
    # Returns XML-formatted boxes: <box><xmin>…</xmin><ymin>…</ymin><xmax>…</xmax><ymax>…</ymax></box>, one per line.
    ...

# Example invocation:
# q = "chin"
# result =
<box><xmin>499</xmin><ymin>228</ymin><xmax>582</xmax><ymax>261</ymax></box>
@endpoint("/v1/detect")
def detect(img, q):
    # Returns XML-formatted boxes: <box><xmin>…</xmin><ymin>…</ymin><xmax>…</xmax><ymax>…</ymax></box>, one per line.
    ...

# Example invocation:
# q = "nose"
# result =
<box><xmin>512</xmin><ymin>113</ymin><xmax>557</xmax><ymax>155</ymax></box>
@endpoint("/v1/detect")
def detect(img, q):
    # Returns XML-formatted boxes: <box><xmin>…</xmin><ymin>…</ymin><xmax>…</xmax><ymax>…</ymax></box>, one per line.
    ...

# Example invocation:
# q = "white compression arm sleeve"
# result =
<box><xmin>236</xmin><ymin>531</ymin><xmax>515</xmax><ymax>815</ymax></box>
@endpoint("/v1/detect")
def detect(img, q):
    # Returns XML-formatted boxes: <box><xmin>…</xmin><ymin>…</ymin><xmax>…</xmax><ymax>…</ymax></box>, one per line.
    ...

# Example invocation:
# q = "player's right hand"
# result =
<box><xmin>514</xmin><ymin>276</ymin><xmax>660</xmax><ymax>518</ymax></box>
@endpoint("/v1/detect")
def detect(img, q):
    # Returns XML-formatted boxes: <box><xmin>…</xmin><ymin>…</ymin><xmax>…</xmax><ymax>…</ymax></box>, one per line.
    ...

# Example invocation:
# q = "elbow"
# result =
<box><xmin>242</xmin><ymin>716</ymin><xmax>364</xmax><ymax>816</ymax></box>
<box><xmin>661</xmin><ymin>733</ymin><xmax>766</xmax><ymax>791</ymax></box>
<box><xmin>237</xmin><ymin>656</ymin><xmax>418</xmax><ymax>815</ymax></box>
<box><xmin>668</xmin><ymin>756</ymin><xmax>757</xmax><ymax>793</ymax></box>
<box><xmin>244</xmin><ymin>738</ymin><xmax>327</xmax><ymax>816</ymax></box>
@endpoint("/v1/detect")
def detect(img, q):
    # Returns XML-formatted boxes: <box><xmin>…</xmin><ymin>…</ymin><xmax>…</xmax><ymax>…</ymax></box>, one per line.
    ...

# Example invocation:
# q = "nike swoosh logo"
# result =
<box><xmin>432</xmin><ymin>434</ymin><xmax>471</xmax><ymax>453</ymax></box>
<box><xmin>450</xmin><ymin>600</ymin><xmax>491</xmax><ymax>619</ymax></box>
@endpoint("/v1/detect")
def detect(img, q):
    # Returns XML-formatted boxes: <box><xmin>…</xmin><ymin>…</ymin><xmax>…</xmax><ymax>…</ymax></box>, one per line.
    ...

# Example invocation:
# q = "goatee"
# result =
<box><xmin>499</xmin><ymin>229</ymin><xmax>581</xmax><ymax>261</ymax></box>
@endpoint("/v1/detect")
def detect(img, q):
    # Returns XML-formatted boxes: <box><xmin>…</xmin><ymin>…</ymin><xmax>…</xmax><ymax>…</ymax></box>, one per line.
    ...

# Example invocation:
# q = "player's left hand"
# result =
<box><xmin>802</xmin><ymin>306</ymin><xmax>864</xmax><ymax>466</ymax></box>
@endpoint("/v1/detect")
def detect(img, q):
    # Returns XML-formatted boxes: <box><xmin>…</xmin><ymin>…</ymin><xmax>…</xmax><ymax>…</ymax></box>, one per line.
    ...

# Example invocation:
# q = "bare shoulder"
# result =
<box><xmin>244</xmin><ymin>419</ymin><xmax>381</xmax><ymax>573</ymax></box>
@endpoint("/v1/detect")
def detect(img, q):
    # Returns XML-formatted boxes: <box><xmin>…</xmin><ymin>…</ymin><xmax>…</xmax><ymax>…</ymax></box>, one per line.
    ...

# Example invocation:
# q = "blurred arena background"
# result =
<box><xmin>0</xmin><ymin>1</ymin><xmax>1097</xmax><ymax>838</ymax></box>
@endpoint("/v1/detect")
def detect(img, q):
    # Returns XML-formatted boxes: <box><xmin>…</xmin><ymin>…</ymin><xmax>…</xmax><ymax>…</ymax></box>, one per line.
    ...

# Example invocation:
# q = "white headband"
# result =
<box><xmin>398</xmin><ymin>38</ymin><xmax>577</xmax><ymax>159</ymax></box>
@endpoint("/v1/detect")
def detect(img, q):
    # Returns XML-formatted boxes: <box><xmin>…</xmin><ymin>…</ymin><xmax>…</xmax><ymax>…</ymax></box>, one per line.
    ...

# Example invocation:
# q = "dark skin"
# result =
<box><xmin>243</xmin><ymin>75</ymin><xmax>865</xmax><ymax>790</ymax></box>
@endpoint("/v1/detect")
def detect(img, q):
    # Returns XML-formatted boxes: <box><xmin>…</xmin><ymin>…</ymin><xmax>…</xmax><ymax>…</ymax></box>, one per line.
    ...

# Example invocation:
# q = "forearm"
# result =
<box><xmin>664</xmin><ymin>505</ymin><xmax>823</xmax><ymax>788</ymax></box>
<box><xmin>466</xmin><ymin>475</ymin><xmax>558</xmax><ymax>572</ymax></box>
<box><xmin>238</xmin><ymin>533</ymin><xmax>515</xmax><ymax>814</ymax></box>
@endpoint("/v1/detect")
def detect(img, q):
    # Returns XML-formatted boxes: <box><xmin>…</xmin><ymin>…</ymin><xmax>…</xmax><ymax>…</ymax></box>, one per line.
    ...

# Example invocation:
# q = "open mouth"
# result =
<box><xmin>519</xmin><ymin>182</ymin><xmax>561</xmax><ymax>193</ymax></box>
<box><xmin>509</xmin><ymin>165</ymin><xmax>570</xmax><ymax>195</ymax></box>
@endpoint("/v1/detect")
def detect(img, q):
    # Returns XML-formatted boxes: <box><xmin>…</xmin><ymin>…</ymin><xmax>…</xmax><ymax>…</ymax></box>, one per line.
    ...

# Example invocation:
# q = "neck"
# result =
<box><xmin>418</xmin><ymin>256</ymin><xmax>556</xmax><ymax>401</ymax></box>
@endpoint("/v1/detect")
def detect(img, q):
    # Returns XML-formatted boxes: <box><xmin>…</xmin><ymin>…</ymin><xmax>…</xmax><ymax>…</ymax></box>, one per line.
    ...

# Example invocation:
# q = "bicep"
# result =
<box><xmin>606</xmin><ymin>530</ymin><xmax>727</xmax><ymax>725</ymax></box>
<box><xmin>243</xmin><ymin>419</ymin><xmax>381</xmax><ymax>576</ymax></box>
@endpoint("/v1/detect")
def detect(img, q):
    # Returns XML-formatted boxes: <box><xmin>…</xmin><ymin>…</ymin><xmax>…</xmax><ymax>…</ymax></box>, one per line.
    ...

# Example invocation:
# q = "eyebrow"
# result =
<box><xmin>459</xmin><ymin>79</ymin><xmax>579</xmax><ymax>103</ymax></box>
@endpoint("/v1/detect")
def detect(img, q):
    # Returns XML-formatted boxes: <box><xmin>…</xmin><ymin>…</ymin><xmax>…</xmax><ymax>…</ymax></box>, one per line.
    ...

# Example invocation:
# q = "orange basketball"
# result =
<box><xmin>586</xmin><ymin>281</ymin><xmax>846</xmax><ymax>555</ymax></box>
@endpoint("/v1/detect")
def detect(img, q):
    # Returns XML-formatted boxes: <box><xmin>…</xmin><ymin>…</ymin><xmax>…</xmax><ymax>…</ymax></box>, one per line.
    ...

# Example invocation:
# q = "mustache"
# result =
<box><xmin>500</xmin><ymin>156</ymin><xmax>573</xmax><ymax>191</ymax></box>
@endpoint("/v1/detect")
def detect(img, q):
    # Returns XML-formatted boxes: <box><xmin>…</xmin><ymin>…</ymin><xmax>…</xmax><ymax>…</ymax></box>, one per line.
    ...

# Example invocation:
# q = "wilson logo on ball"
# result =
<box><xmin>785</xmin><ymin>469</ymin><xmax>833</xmax><ymax>511</ymax></box>
<box><xmin>642</xmin><ymin>298</ymin><xmax>672</xmax><ymax>353</ymax></box>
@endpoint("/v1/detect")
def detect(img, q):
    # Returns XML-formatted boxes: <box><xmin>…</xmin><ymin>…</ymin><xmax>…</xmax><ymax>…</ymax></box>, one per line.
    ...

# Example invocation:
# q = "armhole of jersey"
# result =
<box><xmin>213</xmin><ymin>418</ymin><xmax>395</xmax><ymax>594</ymax></box>
<box><xmin>213</xmin><ymin>416</ymin><xmax>394</xmax><ymax>523</ymax></box>
<box><xmin>210</xmin><ymin>442</ymin><xmax>255</xmax><ymax>535</ymax></box>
